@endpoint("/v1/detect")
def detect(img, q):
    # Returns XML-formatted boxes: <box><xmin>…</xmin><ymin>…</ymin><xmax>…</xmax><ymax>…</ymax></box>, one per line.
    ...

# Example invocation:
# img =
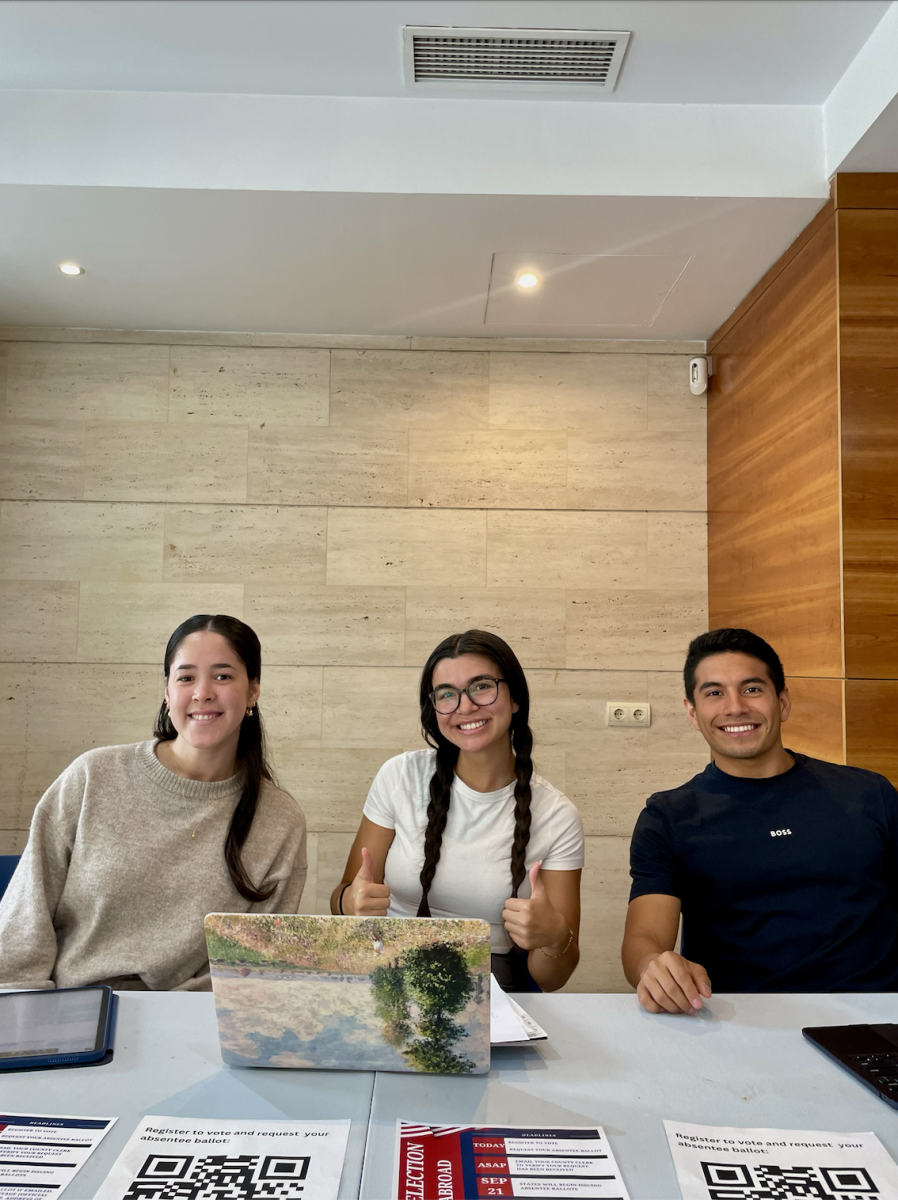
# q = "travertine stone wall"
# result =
<box><xmin>0</xmin><ymin>330</ymin><xmax>709</xmax><ymax>991</ymax></box>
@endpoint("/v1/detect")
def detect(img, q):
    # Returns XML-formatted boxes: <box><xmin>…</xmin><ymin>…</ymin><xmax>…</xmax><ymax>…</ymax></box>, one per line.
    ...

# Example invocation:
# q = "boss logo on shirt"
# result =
<box><xmin>770</xmin><ymin>828</ymin><xmax>792</xmax><ymax>837</ymax></box>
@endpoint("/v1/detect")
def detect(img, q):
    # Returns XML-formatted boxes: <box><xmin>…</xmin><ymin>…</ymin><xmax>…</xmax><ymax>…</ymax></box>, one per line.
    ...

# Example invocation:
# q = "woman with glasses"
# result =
<box><xmin>331</xmin><ymin>630</ymin><xmax>583</xmax><ymax>992</ymax></box>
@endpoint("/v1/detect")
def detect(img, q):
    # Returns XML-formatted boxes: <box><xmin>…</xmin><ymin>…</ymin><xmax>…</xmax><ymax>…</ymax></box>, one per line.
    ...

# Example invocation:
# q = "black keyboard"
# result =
<box><xmin>847</xmin><ymin>1052</ymin><xmax>898</xmax><ymax>1097</ymax></box>
<box><xmin>804</xmin><ymin>1023</ymin><xmax>898</xmax><ymax>1110</ymax></box>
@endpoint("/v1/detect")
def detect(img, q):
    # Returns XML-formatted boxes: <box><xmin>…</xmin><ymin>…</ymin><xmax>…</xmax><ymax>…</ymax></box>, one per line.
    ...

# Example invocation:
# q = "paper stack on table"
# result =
<box><xmin>665</xmin><ymin>1120</ymin><xmax>898</xmax><ymax>1199</ymax></box>
<box><xmin>490</xmin><ymin>975</ymin><xmax>547</xmax><ymax>1046</ymax></box>
<box><xmin>93</xmin><ymin>1116</ymin><xmax>350</xmax><ymax>1200</ymax></box>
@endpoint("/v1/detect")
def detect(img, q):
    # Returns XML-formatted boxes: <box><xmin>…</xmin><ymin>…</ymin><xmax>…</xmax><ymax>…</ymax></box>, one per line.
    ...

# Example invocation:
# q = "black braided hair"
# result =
<box><xmin>153</xmin><ymin>613</ymin><xmax>277</xmax><ymax>903</ymax></box>
<box><xmin>508</xmin><ymin>719</ymin><xmax>534</xmax><ymax>897</ymax></box>
<box><xmin>417</xmin><ymin>630</ymin><xmax>534</xmax><ymax>917</ymax></box>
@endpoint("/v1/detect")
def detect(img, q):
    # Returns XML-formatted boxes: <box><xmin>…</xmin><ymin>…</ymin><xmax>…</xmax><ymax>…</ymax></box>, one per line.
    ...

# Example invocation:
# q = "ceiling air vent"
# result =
<box><xmin>403</xmin><ymin>27</ymin><xmax>631</xmax><ymax>92</ymax></box>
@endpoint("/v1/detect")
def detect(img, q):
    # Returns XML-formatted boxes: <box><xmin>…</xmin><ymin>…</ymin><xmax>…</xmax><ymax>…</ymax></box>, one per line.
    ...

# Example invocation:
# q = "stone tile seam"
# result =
<box><xmin>0</xmin><ymin>499</ymin><xmax>709</xmax><ymax>514</ymax></box>
<box><xmin>0</xmin><ymin>330</ymin><xmax>707</xmax><ymax>352</ymax></box>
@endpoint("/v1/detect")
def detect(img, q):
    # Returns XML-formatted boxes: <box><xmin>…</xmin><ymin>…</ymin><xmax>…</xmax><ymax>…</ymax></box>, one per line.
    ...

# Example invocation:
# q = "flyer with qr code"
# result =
<box><xmin>393</xmin><ymin>1122</ymin><xmax>630</xmax><ymax>1198</ymax></box>
<box><xmin>93</xmin><ymin>1116</ymin><xmax>350</xmax><ymax>1199</ymax></box>
<box><xmin>0</xmin><ymin>1112</ymin><xmax>116</xmax><ymax>1197</ymax></box>
<box><xmin>664</xmin><ymin>1120</ymin><xmax>898</xmax><ymax>1200</ymax></box>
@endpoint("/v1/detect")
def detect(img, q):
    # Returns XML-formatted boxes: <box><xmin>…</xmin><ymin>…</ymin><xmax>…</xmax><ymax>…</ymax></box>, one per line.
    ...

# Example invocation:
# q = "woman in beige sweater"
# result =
<box><xmin>0</xmin><ymin>614</ymin><xmax>307</xmax><ymax>991</ymax></box>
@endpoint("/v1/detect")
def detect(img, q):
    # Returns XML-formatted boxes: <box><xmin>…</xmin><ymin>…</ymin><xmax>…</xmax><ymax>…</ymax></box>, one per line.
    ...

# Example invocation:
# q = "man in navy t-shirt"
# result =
<box><xmin>622</xmin><ymin>627</ymin><xmax>898</xmax><ymax>1013</ymax></box>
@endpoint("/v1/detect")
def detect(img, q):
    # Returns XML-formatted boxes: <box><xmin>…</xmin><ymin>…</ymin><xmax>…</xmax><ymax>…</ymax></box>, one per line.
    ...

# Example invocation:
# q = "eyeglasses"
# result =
<box><xmin>429</xmin><ymin>676</ymin><xmax>507</xmax><ymax>715</ymax></box>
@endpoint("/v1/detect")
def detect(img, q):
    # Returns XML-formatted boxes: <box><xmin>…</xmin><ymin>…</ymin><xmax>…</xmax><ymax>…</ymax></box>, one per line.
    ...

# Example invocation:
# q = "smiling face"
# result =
<box><xmin>163</xmin><ymin>630</ymin><xmax>259</xmax><ymax>756</ymax></box>
<box><xmin>430</xmin><ymin>652</ymin><xmax>519</xmax><ymax>758</ymax></box>
<box><xmin>685</xmin><ymin>651</ymin><xmax>790</xmax><ymax>765</ymax></box>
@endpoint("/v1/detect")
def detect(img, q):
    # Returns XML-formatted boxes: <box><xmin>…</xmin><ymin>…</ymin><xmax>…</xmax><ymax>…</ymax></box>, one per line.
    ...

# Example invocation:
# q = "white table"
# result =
<box><xmin>0</xmin><ymin>992</ymin><xmax>375</xmax><ymax>1199</ymax></box>
<box><xmin>360</xmin><ymin>991</ymin><xmax>898</xmax><ymax>1198</ymax></box>
<box><xmin>4</xmin><ymin>991</ymin><xmax>898</xmax><ymax>1199</ymax></box>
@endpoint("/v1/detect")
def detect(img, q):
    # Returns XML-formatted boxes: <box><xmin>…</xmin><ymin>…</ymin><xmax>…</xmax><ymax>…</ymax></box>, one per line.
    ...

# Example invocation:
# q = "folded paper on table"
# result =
<box><xmin>490</xmin><ymin>975</ymin><xmax>547</xmax><ymax>1046</ymax></box>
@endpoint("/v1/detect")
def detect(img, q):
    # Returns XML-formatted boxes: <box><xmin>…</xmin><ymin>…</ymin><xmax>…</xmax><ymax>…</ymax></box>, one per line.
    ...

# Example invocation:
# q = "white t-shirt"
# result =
<box><xmin>363</xmin><ymin>749</ymin><xmax>585</xmax><ymax>953</ymax></box>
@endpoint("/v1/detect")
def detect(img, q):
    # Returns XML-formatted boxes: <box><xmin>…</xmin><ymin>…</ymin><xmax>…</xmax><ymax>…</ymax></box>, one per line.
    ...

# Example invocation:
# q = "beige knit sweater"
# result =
<box><xmin>0</xmin><ymin>741</ymin><xmax>307</xmax><ymax>991</ymax></box>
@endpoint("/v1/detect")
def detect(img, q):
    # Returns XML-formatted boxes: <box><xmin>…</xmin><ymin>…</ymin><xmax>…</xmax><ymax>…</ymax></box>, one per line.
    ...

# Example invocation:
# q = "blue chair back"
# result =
<box><xmin>0</xmin><ymin>855</ymin><xmax>20</xmax><ymax>900</ymax></box>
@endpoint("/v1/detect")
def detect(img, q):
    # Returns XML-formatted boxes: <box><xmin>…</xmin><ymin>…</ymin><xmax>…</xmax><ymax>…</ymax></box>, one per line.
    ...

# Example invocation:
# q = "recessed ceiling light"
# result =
<box><xmin>58</xmin><ymin>262</ymin><xmax>85</xmax><ymax>276</ymax></box>
<box><xmin>516</xmin><ymin>271</ymin><xmax>540</xmax><ymax>289</ymax></box>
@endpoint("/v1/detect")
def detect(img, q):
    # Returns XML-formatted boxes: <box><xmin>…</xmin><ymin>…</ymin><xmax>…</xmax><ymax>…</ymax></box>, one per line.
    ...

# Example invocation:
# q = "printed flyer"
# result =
<box><xmin>0</xmin><ymin>1112</ymin><xmax>116</xmax><ymax>1198</ymax></box>
<box><xmin>664</xmin><ymin>1120</ymin><xmax>898</xmax><ymax>1199</ymax></box>
<box><xmin>93</xmin><ymin>1116</ymin><xmax>350</xmax><ymax>1200</ymax></box>
<box><xmin>393</xmin><ymin>1122</ymin><xmax>630</xmax><ymax>1198</ymax></box>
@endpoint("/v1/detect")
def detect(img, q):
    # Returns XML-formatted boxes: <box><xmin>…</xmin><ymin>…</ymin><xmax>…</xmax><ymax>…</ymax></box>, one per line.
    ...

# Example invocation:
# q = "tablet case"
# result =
<box><xmin>0</xmin><ymin>987</ymin><xmax>117</xmax><ymax>1072</ymax></box>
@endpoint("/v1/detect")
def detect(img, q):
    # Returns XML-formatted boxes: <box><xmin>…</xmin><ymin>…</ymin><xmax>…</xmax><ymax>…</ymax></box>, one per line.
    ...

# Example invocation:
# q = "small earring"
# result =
<box><xmin>245</xmin><ymin>705</ymin><xmax>255</xmax><ymax>717</ymax></box>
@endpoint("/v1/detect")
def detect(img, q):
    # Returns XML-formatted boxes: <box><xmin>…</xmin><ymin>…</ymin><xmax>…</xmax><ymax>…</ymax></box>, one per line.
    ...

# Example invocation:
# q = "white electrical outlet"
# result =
<box><xmin>605</xmin><ymin>702</ymin><xmax>652</xmax><ymax>727</ymax></box>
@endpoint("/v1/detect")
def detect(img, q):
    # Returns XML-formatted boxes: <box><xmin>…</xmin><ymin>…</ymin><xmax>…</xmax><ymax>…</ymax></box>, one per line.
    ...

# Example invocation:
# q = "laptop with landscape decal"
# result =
<box><xmin>204</xmin><ymin>913</ymin><xmax>492</xmax><ymax>1075</ymax></box>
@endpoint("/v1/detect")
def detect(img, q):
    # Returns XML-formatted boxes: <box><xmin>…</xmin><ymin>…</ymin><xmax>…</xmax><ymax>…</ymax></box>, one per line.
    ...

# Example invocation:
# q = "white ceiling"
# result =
<box><xmin>484</xmin><ymin>252</ymin><xmax>695</xmax><ymax>328</ymax></box>
<box><xmin>0</xmin><ymin>187</ymin><xmax>821</xmax><ymax>338</ymax></box>
<box><xmin>839</xmin><ymin>92</ymin><xmax>898</xmax><ymax>171</ymax></box>
<box><xmin>0</xmin><ymin>0</ymin><xmax>896</xmax><ymax>340</ymax></box>
<box><xmin>0</xmin><ymin>0</ymin><xmax>890</xmax><ymax>104</ymax></box>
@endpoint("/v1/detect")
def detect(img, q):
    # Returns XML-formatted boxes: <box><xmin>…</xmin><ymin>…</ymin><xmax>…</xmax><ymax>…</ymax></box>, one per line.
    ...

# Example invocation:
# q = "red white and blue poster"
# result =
<box><xmin>393</xmin><ymin>1122</ymin><xmax>630</xmax><ymax>1199</ymax></box>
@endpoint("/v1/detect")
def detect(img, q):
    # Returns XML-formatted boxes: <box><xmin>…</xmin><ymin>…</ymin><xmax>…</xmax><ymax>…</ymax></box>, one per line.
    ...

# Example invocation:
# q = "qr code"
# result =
<box><xmin>701</xmin><ymin>1160</ymin><xmax>879</xmax><ymax>1200</ymax></box>
<box><xmin>122</xmin><ymin>1153</ymin><xmax>311</xmax><ymax>1199</ymax></box>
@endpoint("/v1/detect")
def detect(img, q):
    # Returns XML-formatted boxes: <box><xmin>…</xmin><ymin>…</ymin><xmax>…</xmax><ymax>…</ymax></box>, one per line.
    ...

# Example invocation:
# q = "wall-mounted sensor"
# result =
<box><xmin>689</xmin><ymin>356</ymin><xmax>709</xmax><ymax>395</ymax></box>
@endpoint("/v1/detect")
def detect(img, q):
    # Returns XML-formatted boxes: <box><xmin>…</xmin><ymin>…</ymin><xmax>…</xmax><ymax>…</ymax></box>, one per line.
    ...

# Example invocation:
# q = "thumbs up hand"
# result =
<box><xmin>343</xmin><ymin>847</ymin><xmax>391</xmax><ymax>917</ymax></box>
<box><xmin>358</xmin><ymin>846</ymin><xmax>374</xmax><ymax>883</ymax></box>
<box><xmin>501</xmin><ymin>862</ymin><xmax>569</xmax><ymax>952</ymax></box>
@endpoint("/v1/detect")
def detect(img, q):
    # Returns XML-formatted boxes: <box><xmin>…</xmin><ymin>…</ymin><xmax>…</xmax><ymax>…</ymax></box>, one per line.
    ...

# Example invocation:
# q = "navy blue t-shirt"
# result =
<box><xmin>629</xmin><ymin>753</ymin><xmax>898</xmax><ymax>993</ymax></box>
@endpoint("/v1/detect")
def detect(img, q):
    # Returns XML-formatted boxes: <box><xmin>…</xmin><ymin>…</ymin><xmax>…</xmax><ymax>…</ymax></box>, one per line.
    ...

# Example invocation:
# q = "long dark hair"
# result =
<box><xmin>153</xmin><ymin>613</ymin><xmax>276</xmax><ymax>903</ymax></box>
<box><xmin>416</xmin><ymin>630</ymin><xmax>533</xmax><ymax>918</ymax></box>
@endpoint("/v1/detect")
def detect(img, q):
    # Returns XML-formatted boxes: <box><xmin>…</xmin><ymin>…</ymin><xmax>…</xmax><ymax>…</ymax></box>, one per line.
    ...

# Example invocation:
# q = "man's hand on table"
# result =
<box><xmin>637</xmin><ymin>950</ymin><xmax>712</xmax><ymax>1015</ymax></box>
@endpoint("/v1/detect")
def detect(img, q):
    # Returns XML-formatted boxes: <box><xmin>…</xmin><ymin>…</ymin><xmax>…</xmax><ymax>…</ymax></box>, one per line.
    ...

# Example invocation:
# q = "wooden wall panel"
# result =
<box><xmin>845</xmin><ymin>679</ymin><xmax>898</xmax><ymax>787</ymax></box>
<box><xmin>707</xmin><ymin>213</ymin><xmax>842</xmax><ymax>678</ymax></box>
<box><xmin>833</xmin><ymin>173</ymin><xmax>898</xmax><ymax>209</ymax></box>
<box><xmin>782</xmin><ymin>676</ymin><xmax>844</xmax><ymax>764</ymax></box>
<box><xmin>707</xmin><ymin>174</ymin><xmax>898</xmax><ymax>782</ymax></box>
<box><xmin>839</xmin><ymin>208</ymin><xmax>898</xmax><ymax>679</ymax></box>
